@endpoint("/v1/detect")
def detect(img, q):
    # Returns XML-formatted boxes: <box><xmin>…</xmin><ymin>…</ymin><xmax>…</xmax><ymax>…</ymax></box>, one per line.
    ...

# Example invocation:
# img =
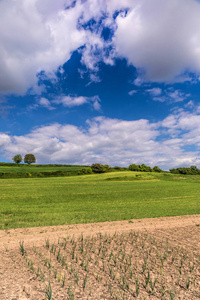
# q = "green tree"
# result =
<box><xmin>91</xmin><ymin>163</ymin><xmax>105</xmax><ymax>173</ymax></box>
<box><xmin>129</xmin><ymin>164</ymin><xmax>139</xmax><ymax>171</ymax></box>
<box><xmin>153</xmin><ymin>166</ymin><xmax>162</xmax><ymax>172</ymax></box>
<box><xmin>103</xmin><ymin>164</ymin><xmax>111</xmax><ymax>172</ymax></box>
<box><xmin>190</xmin><ymin>166</ymin><xmax>200</xmax><ymax>175</ymax></box>
<box><xmin>12</xmin><ymin>154</ymin><xmax>23</xmax><ymax>164</ymax></box>
<box><xmin>139</xmin><ymin>164</ymin><xmax>152</xmax><ymax>172</ymax></box>
<box><xmin>24</xmin><ymin>154</ymin><xmax>36</xmax><ymax>165</ymax></box>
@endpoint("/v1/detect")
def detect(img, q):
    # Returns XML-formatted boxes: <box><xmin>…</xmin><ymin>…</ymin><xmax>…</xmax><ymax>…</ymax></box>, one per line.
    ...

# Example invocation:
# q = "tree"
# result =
<box><xmin>153</xmin><ymin>166</ymin><xmax>162</xmax><ymax>173</ymax></box>
<box><xmin>139</xmin><ymin>164</ymin><xmax>152</xmax><ymax>172</ymax></box>
<box><xmin>103</xmin><ymin>164</ymin><xmax>111</xmax><ymax>172</ymax></box>
<box><xmin>129</xmin><ymin>164</ymin><xmax>139</xmax><ymax>171</ymax></box>
<box><xmin>12</xmin><ymin>154</ymin><xmax>23</xmax><ymax>164</ymax></box>
<box><xmin>91</xmin><ymin>163</ymin><xmax>105</xmax><ymax>173</ymax></box>
<box><xmin>24</xmin><ymin>154</ymin><xmax>36</xmax><ymax>165</ymax></box>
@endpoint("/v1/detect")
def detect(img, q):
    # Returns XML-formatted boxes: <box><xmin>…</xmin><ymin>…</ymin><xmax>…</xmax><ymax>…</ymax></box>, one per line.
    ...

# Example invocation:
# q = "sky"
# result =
<box><xmin>1</xmin><ymin>0</ymin><xmax>200</xmax><ymax>170</ymax></box>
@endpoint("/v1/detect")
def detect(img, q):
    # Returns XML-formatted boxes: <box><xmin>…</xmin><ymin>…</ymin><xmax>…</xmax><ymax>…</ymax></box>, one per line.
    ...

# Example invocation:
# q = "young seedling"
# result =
<box><xmin>62</xmin><ymin>274</ymin><xmax>66</xmax><ymax>288</ymax></box>
<box><xmin>40</xmin><ymin>280</ymin><xmax>53</xmax><ymax>300</ymax></box>
<box><xmin>83</xmin><ymin>274</ymin><xmax>88</xmax><ymax>291</ymax></box>
<box><xmin>50</xmin><ymin>243</ymin><xmax>56</xmax><ymax>254</ymax></box>
<box><xmin>67</xmin><ymin>284</ymin><xmax>74</xmax><ymax>300</ymax></box>
<box><xmin>36</xmin><ymin>267</ymin><xmax>40</xmax><ymax>278</ymax></box>
<box><xmin>40</xmin><ymin>270</ymin><xmax>45</xmax><ymax>282</ymax></box>
<box><xmin>149</xmin><ymin>276</ymin><xmax>157</xmax><ymax>294</ymax></box>
<box><xmin>30</xmin><ymin>260</ymin><xmax>34</xmax><ymax>272</ymax></box>
<box><xmin>54</xmin><ymin>268</ymin><xmax>57</xmax><ymax>279</ymax></box>
<box><xmin>160</xmin><ymin>281</ymin><xmax>166</xmax><ymax>298</ymax></box>
<box><xmin>142</xmin><ymin>258</ymin><xmax>148</xmax><ymax>274</ymax></box>
<box><xmin>186</xmin><ymin>276</ymin><xmax>190</xmax><ymax>290</ymax></box>
<box><xmin>57</xmin><ymin>248</ymin><xmax>61</xmax><ymax>262</ymax></box>
<box><xmin>144</xmin><ymin>270</ymin><xmax>150</xmax><ymax>289</ymax></box>
<box><xmin>74</xmin><ymin>271</ymin><xmax>79</xmax><ymax>285</ymax></box>
<box><xmin>19</xmin><ymin>241</ymin><xmax>25</xmax><ymax>256</ymax></box>
<box><xmin>135</xmin><ymin>277</ymin><xmax>140</xmax><ymax>297</ymax></box>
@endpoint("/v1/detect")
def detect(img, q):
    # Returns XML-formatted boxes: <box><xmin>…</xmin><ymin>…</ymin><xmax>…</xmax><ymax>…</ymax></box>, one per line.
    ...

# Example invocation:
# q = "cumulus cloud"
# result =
<box><xmin>0</xmin><ymin>0</ymin><xmax>118</xmax><ymax>95</ymax></box>
<box><xmin>1</xmin><ymin>111</ymin><xmax>200</xmax><ymax>169</ymax></box>
<box><xmin>2</xmin><ymin>0</ymin><xmax>200</xmax><ymax>96</ymax></box>
<box><xmin>113</xmin><ymin>0</ymin><xmax>200</xmax><ymax>82</ymax></box>
<box><xmin>0</xmin><ymin>0</ymin><xmax>86</xmax><ymax>94</ymax></box>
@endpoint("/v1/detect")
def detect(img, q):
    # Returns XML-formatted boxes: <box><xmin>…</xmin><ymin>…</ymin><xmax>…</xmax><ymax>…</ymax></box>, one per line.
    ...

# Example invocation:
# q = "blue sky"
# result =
<box><xmin>1</xmin><ymin>0</ymin><xmax>200</xmax><ymax>170</ymax></box>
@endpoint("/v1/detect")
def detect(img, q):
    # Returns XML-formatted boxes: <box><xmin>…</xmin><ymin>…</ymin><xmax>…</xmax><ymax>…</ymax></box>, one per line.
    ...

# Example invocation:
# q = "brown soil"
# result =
<box><xmin>0</xmin><ymin>214</ymin><xmax>200</xmax><ymax>299</ymax></box>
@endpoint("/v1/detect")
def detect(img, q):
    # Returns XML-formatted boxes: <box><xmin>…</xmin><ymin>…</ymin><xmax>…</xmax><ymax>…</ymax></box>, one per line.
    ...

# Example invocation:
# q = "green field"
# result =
<box><xmin>0</xmin><ymin>171</ymin><xmax>200</xmax><ymax>230</ymax></box>
<box><xmin>0</xmin><ymin>165</ymin><xmax>85</xmax><ymax>173</ymax></box>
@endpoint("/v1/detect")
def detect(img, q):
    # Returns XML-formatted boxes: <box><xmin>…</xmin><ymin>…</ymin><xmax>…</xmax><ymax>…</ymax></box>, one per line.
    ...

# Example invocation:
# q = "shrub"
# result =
<box><xmin>78</xmin><ymin>168</ymin><xmax>93</xmax><ymax>175</ymax></box>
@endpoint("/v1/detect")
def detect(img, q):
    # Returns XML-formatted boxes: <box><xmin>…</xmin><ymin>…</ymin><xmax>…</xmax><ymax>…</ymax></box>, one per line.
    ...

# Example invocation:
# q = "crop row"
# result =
<box><xmin>19</xmin><ymin>230</ymin><xmax>200</xmax><ymax>299</ymax></box>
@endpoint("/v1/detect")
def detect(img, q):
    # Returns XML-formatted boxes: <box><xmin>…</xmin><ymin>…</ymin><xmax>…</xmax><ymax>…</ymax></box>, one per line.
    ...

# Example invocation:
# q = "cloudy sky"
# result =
<box><xmin>1</xmin><ymin>0</ymin><xmax>200</xmax><ymax>170</ymax></box>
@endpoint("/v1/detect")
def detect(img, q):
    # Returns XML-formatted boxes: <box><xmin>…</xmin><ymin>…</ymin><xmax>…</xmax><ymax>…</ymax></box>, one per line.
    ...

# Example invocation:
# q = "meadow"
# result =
<box><xmin>0</xmin><ymin>171</ymin><xmax>200</xmax><ymax>230</ymax></box>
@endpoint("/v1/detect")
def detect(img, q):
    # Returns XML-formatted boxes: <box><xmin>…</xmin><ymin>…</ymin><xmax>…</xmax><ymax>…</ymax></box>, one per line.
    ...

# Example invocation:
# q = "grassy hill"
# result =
<box><xmin>0</xmin><ymin>171</ymin><xmax>199</xmax><ymax>229</ymax></box>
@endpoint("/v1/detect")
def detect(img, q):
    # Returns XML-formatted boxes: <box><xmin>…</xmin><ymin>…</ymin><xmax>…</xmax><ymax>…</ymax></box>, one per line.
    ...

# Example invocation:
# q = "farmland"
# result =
<box><xmin>0</xmin><ymin>171</ymin><xmax>200</xmax><ymax>230</ymax></box>
<box><xmin>0</xmin><ymin>171</ymin><xmax>200</xmax><ymax>299</ymax></box>
<box><xmin>0</xmin><ymin>216</ymin><xmax>200</xmax><ymax>299</ymax></box>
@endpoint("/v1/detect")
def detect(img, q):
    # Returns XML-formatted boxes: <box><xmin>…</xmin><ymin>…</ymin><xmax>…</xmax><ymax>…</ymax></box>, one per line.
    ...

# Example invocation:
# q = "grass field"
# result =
<box><xmin>0</xmin><ymin>165</ymin><xmax>85</xmax><ymax>173</ymax></box>
<box><xmin>0</xmin><ymin>171</ymin><xmax>200</xmax><ymax>230</ymax></box>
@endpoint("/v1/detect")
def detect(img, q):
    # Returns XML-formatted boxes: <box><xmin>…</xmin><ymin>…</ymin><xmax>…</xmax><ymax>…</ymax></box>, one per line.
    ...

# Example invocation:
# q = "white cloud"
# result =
<box><xmin>113</xmin><ymin>0</ymin><xmax>200</xmax><ymax>82</ymax></box>
<box><xmin>133</xmin><ymin>77</ymin><xmax>143</xmax><ymax>86</ymax></box>
<box><xmin>147</xmin><ymin>88</ymin><xmax>162</xmax><ymax>97</ymax></box>
<box><xmin>168</xmin><ymin>90</ymin><xmax>188</xmax><ymax>103</ymax></box>
<box><xmin>149</xmin><ymin>88</ymin><xmax>190</xmax><ymax>103</ymax></box>
<box><xmin>1</xmin><ymin>112</ymin><xmax>200</xmax><ymax>169</ymax></box>
<box><xmin>0</xmin><ymin>133</ymin><xmax>11</xmax><ymax>147</ymax></box>
<box><xmin>39</xmin><ymin>97</ymin><xmax>55</xmax><ymax>110</ymax></box>
<box><xmin>128</xmin><ymin>90</ymin><xmax>137</xmax><ymax>96</ymax></box>
<box><xmin>185</xmin><ymin>100</ymin><xmax>194</xmax><ymax>109</ymax></box>
<box><xmin>2</xmin><ymin>0</ymin><xmax>200</xmax><ymax>96</ymax></box>
<box><xmin>54</xmin><ymin>96</ymin><xmax>88</xmax><ymax>107</ymax></box>
<box><xmin>27</xmin><ymin>94</ymin><xmax>101</xmax><ymax>111</ymax></box>
<box><xmin>53</xmin><ymin>95</ymin><xmax>101</xmax><ymax>110</ymax></box>
<box><xmin>0</xmin><ymin>0</ymin><xmax>86</xmax><ymax>95</ymax></box>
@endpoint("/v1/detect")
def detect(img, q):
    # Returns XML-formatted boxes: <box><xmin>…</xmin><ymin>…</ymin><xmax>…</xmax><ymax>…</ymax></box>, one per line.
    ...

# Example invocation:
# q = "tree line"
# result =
<box><xmin>169</xmin><ymin>165</ymin><xmax>200</xmax><ymax>175</ymax></box>
<box><xmin>83</xmin><ymin>163</ymin><xmax>163</xmax><ymax>174</ymax></box>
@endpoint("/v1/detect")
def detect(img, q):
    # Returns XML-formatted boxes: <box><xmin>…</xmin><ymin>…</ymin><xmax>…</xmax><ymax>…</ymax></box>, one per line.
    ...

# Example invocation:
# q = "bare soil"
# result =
<box><xmin>0</xmin><ymin>214</ymin><xmax>200</xmax><ymax>299</ymax></box>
